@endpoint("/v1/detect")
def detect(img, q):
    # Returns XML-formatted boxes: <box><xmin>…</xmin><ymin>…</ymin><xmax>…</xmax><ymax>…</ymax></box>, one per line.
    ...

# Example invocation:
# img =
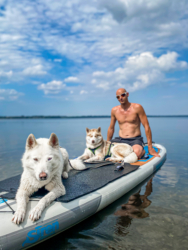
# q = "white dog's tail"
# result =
<box><xmin>69</xmin><ymin>159</ymin><xmax>86</xmax><ymax>170</ymax></box>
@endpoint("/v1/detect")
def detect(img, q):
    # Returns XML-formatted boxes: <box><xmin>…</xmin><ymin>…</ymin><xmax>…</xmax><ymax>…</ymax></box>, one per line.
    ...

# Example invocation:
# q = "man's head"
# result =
<box><xmin>116</xmin><ymin>88</ymin><xmax>129</xmax><ymax>104</ymax></box>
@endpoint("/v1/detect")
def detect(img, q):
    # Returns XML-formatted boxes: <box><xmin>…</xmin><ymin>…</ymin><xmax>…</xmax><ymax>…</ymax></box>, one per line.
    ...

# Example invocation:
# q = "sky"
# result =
<box><xmin>0</xmin><ymin>0</ymin><xmax>188</xmax><ymax>116</ymax></box>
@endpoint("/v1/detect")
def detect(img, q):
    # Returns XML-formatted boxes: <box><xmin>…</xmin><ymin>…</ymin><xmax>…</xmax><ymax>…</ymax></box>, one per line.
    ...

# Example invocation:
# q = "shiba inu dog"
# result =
<box><xmin>12</xmin><ymin>133</ymin><xmax>85</xmax><ymax>225</ymax></box>
<box><xmin>78</xmin><ymin>127</ymin><xmax>138</xmax><ymax>163</ymax></box>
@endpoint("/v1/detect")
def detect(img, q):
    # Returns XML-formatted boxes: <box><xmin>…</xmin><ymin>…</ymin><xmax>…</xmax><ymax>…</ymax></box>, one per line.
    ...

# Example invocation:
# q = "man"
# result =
<box><xmin>107</xmin><ymin>88</ymin><xmax>159</xmax><ymax>159</ymax></box>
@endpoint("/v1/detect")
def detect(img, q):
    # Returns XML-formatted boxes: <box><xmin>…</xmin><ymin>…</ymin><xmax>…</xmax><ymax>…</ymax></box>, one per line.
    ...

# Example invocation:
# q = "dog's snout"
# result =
<box><xmin>92</xmin><ymin>140</ymin><xmax>95</xmax><ymax>143</ymax></box>
<box><xmin>39</xmin><ymin>172</ymin><xmax>47</xmax><ymax>181</ymax></box>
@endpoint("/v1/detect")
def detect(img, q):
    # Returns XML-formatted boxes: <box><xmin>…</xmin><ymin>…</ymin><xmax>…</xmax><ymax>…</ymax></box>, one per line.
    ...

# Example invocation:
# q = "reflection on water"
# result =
<box><xmin>115</xmin><ymin>178</ymin><xmax>152</xmax><ymax>219</ymax></box>
<box><xmin>114</xmin><ymin>178</ymin><xmax>153</xmax><ymax>236</ymax></box>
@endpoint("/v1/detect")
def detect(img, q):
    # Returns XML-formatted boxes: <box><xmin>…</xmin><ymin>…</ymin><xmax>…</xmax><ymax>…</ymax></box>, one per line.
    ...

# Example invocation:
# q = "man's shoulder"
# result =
<box><xmin>111</xmin><ymin>105</ymin><xmax>120</xmax><ymax>117</ymax></box>
<box><xmin>111</xmin><ymin>105</ymin><xmax>120</xmax><ymax>112</ymax></box>
<box><xmin>132</xmin><ymin>103</ymin><xmax>144</xmax><ymax>110</ymax></box>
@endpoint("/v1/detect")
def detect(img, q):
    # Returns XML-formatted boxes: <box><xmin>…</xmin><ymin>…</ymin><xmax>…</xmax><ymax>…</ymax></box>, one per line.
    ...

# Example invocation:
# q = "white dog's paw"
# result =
<box><xmin>12</xmin><ymin>209</ymin><xmax>25</xmax><ymax>225</ymax></box>
<box><xmin>62</xmin><ymin>171</ymin><xmax>68</xmax><ymax>179</ymax></box>
<box><xmin>29</xmin><ymin>206</ymin><xmax>43</xmax><ymax>222</ymax></box>
<box><xmin>84</xmin><ymin>158</ymin><xmax>93</xmax><ymax>163</ymax></box>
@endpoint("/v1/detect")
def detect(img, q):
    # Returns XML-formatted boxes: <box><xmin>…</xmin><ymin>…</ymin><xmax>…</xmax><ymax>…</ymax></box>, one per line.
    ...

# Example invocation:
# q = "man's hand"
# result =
<box><xmin>148</xmin><ymin>147</ymin><xmax>160</xmax><ymax>157</ymax></box>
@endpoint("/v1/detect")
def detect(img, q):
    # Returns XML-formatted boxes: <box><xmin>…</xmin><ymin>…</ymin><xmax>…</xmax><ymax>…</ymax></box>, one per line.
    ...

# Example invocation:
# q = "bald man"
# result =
<box><xmin>107</xmin><ymin>88</ymin><xmax>159</xmax><ymax>159</ymax></box>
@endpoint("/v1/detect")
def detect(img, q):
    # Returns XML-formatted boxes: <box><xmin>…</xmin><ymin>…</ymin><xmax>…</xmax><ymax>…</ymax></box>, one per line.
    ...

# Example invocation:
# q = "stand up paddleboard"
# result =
<box><xmin>0</xmin><ymin>144</ymin><xmax>166</xmax><ymax>250</ymax></box>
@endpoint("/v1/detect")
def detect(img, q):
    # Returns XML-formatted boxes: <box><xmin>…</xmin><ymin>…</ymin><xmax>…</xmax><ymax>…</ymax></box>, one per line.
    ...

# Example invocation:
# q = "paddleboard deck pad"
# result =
<box><xmin>0</xmin><ymin>144</ymin><xmax>166</xmax><ymax>250</ymax></box>
<box><xmin>0</xmin><ymin>163</ymin><xmax>139</xmax><ymax>202</ymax></box>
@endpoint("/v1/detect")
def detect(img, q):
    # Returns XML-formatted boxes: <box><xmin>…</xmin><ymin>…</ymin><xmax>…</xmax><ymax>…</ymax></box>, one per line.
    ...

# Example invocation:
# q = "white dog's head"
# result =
<box><xmin>85</xmin><ymin>127</ymin><xmax>103</xmax><ymax>148</ymax></box>
<box><xmin>22</xmin><ymin>133</ymin><xmax>63</xmax><ymax>182</ymax></box>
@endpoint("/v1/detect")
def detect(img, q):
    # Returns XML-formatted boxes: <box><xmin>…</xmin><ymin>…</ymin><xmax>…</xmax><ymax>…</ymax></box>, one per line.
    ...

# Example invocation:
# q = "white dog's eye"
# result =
<box><xmin>34</xmin><ymin>158</ymin><xmax>38</xmax><ymax>161</ymax></box>
<box><xmin>48</xmin><ymin>157</ymin><xmax>52</xmax><ymax>161</ymax></box>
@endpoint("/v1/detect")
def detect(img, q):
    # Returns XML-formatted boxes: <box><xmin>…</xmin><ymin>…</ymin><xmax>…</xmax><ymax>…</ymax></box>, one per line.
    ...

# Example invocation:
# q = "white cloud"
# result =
<box><xmin>54</xmin><ymin>59</ymin><xmax>62</xmax><ymax>62</ymax></box>
<box><xmin>91</xmin><ymin>51</ymin><xmax>187</xmax><ymax>91</ymax></box>
<box><xmin>0</xmin><ymin>88</ymin><xmax>24</xmax><ymax>100</ymax></box>
<box><xmin>0</xmin><ymin>70</ymin><xmax>13</xmax><ymax>78</ymax></box>
<box><xmin>38</xmin><ymin>80</ymin><xmax>66</xmax><ymax>94</ymax></box>
<box><xmin>64</xmin><ymin>76</ymin><xmax>79</xmax><ymax>83</ymax></box>
<box><xmin>0</xmin><ymin>0</ymin><xmax>188</xmax><ymax>75</ymax></box>
<box><xmin>80</xmin><ymin>90</ymin><xmax>88</xmax><ymax>94</ymax></box>
<box><xmin>124</xmin><ymin>52</ymin><xmax>187</xmax><ymax>71</ymax></box>
<box><xmin>22</xmin><ymin>64</ymin><xmax>47</xmax><ymax>76</ymax></box>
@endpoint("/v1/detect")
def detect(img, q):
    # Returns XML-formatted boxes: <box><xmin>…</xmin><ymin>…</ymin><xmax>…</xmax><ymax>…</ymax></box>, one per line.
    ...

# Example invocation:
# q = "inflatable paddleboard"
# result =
<box><xmin>0</xmin><ymin>144</ymin><xmax>166</xmax><ymax>250</ymax></box>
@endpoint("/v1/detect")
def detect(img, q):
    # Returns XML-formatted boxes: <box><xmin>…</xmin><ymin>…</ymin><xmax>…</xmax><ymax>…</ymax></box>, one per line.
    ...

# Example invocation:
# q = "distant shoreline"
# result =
<box><xmin>0</xmin><ymin>115</ymin><xmax>188</xmax><ymax>119</ymax></box>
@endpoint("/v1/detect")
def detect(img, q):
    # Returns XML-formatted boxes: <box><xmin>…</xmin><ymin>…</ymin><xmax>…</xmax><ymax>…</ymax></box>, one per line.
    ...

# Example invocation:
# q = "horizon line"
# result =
<box><xmin>0</xmin><ymin>115</ymin><xmax>188</xmax><ymax>119</ymax></box>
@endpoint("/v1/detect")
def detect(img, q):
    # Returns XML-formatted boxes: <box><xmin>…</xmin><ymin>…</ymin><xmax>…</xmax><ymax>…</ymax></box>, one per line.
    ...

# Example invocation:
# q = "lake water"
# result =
<box><xmin>0</xmin><ymin>118</ymin><xmax>188</xmax><ymax>250</ymax></box>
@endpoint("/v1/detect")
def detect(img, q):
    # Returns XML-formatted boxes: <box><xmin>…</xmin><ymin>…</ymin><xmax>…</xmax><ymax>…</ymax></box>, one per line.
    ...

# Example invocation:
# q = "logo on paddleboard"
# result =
<box><xmin>22</xmin><ymin>220</ymin><xmax>59</xmax><ymax>247</ymax></box>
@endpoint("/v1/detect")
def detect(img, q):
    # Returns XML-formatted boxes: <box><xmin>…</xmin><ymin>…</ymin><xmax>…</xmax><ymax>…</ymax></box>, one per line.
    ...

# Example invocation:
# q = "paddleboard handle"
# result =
<box><xmin>114</xmin><ymin>161</ymin><xmax>124</xmax><ymax>171</ymax></box>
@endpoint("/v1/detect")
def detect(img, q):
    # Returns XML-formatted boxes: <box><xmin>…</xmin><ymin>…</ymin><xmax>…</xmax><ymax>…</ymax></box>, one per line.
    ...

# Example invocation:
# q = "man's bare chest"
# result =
<box><xmin>115</xmin><ymin>111</ymin><xmax>139</xmax><ymax>125</ymax></box>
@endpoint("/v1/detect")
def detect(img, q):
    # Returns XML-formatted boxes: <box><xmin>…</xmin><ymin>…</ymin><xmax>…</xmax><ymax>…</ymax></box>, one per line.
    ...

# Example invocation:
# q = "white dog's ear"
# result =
<box><xmin>97</xmin><ymin>127</ymin><xmax>101</xmax><ymax>133</ymax></box>
<box><xmin>26</xmin><ymin>134</ymin><xmax>37</xmax><ymax>150</ymax></box>
<box><xmin>86</xmin><ymin>128</ymin><xmax>90</xmax><ymax>133</ymax></box>
<box><xmin>49</xmin><ymin>133</ymin><xmax>59</xmax><ymax>148</ymax></box>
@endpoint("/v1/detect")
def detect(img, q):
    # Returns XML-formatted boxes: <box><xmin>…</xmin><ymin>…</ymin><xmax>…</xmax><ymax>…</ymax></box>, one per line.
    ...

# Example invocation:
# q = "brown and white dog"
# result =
<box><xmin>78</xmin><ymin>127</ymin><xmax>138</xmax><ymax>163</ymax></box>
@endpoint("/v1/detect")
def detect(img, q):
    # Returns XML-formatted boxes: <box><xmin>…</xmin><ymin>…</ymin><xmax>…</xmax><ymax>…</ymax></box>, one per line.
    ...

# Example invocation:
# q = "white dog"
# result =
<box><xmin>78</xmin><ymin>127</ymin><xmax>138</xmax><ymax>163</ymax></box>
<box><xmin>12</xmin><ymin>133</ymin><xmax>85</xmax><ymax>225</ymax></box>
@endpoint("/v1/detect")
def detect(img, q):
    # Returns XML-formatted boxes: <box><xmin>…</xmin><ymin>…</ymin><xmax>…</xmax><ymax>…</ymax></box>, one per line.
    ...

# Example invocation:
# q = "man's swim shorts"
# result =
<box><xmin>110</xmin><ymin>136</ymin><xmax>144</xmax><ymax>148</ymax></box>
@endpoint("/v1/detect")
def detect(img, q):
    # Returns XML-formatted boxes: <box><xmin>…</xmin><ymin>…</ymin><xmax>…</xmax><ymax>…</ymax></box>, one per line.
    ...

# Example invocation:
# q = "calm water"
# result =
<box><xmin>0</xmin><ymin>118</ymin><xmax>188</xmax><ymax>250</ymax></box>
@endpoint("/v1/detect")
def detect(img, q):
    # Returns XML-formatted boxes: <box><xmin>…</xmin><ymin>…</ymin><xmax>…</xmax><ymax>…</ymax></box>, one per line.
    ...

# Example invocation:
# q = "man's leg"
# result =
<box><xmin>132</xmin><ymin>144</ymin><xmax>145</xmax><ymax>159</ymax></box>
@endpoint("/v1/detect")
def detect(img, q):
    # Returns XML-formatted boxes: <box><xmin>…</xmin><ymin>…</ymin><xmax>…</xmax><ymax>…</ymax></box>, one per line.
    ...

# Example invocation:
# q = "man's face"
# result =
<box><xmin>116</xmin><ymin>90</ymin><xmax>128</xmax><ymax>104</ymax></box>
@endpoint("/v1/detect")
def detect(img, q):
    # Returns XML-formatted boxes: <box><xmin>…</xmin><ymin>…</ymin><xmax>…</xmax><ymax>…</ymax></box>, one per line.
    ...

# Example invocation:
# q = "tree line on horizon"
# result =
<box><xmin>0</xmin><ymin>115</ymin><xmax>187</xmax><ymax>119</ymax></box>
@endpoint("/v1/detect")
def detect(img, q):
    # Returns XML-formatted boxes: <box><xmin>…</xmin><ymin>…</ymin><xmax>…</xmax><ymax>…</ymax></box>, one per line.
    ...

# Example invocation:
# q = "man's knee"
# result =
<box><xmin>132</xmin><ymin>145</ymin><xmax>145</xmax><ymax>159</ymax></box>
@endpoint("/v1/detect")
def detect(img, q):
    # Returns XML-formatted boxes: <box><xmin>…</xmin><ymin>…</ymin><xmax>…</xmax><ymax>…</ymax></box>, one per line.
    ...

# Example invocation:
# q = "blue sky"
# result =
<box><xmin>0</xmin><ymin>0</ymin><xmax>188</xmax><ymax>116</ymax></box>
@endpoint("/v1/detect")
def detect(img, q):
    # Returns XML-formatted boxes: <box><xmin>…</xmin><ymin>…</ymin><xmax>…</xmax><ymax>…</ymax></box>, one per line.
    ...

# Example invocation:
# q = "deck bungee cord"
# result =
<box><xmin>0</xmin><ymin>195</ymin><xmax>15</xmax><ymax>214</ymax></box>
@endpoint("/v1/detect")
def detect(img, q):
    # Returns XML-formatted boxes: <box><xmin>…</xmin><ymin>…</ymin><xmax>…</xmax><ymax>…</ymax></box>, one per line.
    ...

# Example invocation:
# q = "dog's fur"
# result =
<box><xmin>78</xmin><ymin>127</ymin><xmax>138</xmax><ymax>163</ymax></box>
<box><xmin>12</xmin><ymin>133</ymin><xmax>85</xmax><ymax>225</ymax></box>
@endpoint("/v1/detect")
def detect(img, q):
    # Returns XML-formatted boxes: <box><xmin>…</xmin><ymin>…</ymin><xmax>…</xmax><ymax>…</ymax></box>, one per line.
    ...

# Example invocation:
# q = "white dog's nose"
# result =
<box><xmin>92</xmin><ymin>140</ymin><xmax>95</xmax><ymax>143</ymax></box>
<box><xmin>39</xmin><ymin>172</ymin><xmax>48</xmax><ymax>181</ymax></box>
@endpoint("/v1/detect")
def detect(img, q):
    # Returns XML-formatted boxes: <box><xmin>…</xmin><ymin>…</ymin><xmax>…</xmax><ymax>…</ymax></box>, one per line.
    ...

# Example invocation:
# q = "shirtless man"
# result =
<box><xmin>107</xmin><ymin>88</ymin><xmax>159</xmax><ymax>159</ymax></box>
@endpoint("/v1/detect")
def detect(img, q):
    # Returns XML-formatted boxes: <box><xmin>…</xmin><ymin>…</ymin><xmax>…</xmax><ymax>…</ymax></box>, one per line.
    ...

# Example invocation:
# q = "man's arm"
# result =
<box><xmin>107</xmin><ymin>108</ymin><xmax>116</xmax><ymax>141</ymax></box>
<box><xmin>137</xmin><ymin>105</ymin><xmax>160</xmax><ymax>157</ymax></box>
